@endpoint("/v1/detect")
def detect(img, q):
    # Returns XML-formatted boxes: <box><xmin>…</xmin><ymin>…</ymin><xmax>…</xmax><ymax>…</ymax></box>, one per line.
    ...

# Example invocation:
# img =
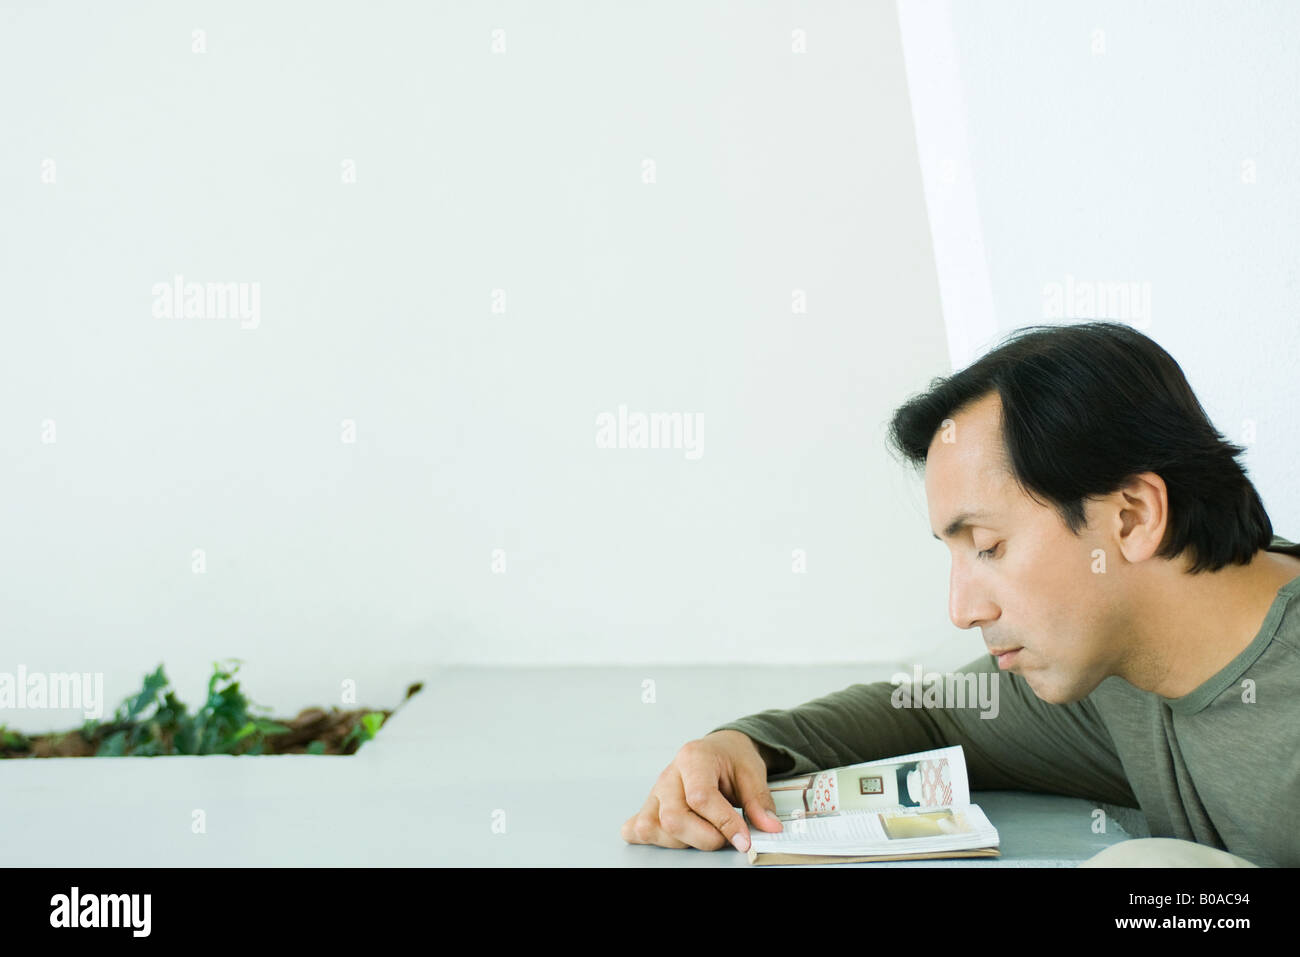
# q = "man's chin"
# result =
<box><xmin>1021</xmin><ymin>670</ymin><xmax>1093</xmax><ymax>705</ymax></box>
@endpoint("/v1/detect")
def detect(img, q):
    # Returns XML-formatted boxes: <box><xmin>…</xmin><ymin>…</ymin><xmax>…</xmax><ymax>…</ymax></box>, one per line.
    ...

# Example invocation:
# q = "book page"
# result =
<box><xmin>747</xmin><ymin>803</ymin><xmax>999</xmax><ymax>857</ymax></box>
<box><xmin>763</xmin><ymin>745</ymin><xmax>970</xmax><ymax>822</ymax></box>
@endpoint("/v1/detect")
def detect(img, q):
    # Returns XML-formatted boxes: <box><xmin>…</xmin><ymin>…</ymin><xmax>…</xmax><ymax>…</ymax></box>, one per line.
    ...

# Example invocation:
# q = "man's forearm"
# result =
<box><xmin>707</xmin><ymin>681</ymin><xmax>942</xmax><ymax>778</ymax></box>
<box><xmin>710</xmin><ymin>658</ymin><xmax>1139</xmax><ymax>808</ymax></box>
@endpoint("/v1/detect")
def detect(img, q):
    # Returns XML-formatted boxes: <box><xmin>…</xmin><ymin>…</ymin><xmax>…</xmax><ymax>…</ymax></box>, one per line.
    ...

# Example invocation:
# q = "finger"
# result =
<box><xmin>644</xmin><ymin>762</ymin><xmax>736</xmax><ymax>851</ymax></box>
<box><xmin>622</xmin><ymin>794</ymin><xmax>690</xmax><ymax>849</ymax></box>
<box><xmin>743</xmin><ymin>801</ymin><xmax>785</xmax><ymax>832</ymax></box>
<box><xmin>677</xmin><ymin>759</ymin><xmax>754</xmax><ymax>852</ymax></box>
<box><xmin>620</xmin><ymin>794</ymin><xmax>660</xmax><ymax>843</ymax></box>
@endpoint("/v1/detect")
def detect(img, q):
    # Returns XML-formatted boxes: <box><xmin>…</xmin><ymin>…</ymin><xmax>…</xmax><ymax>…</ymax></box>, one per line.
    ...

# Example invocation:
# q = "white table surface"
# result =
<box><xmin>0</xmin><ymin>665</ymin><xmax>1141</xmax><ymax>866</ymax></box>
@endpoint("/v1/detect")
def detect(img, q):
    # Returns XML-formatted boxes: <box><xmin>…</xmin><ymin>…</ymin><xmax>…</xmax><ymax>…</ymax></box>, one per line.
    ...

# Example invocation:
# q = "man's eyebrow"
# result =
<box><xmin>932</xmin><ymin>510</ymin><xmax>994</xmax><ymax>541</ymax></box>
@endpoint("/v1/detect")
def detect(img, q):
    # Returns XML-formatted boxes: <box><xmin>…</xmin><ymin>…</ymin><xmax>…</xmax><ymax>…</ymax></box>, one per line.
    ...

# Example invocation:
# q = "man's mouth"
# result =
<box><xmin>990</xmin><ymin>648</ymin><xmax>1022</xmax><ymax>669</ymax></box>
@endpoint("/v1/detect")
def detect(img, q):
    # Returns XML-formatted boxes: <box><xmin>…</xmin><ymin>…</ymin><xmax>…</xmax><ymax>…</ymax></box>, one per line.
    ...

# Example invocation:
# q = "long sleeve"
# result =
<box><xmin>709</xmin><ymin>653</ymin><xmax>1139</xmax><ymax>809</ymax></box>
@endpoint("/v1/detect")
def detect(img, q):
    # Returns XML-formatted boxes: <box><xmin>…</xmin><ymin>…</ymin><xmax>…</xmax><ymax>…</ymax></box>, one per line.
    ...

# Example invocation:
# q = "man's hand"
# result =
<box><xmin>620</xmin><ymin>730</ymin><xmax>785</xmax><ymax>852</ymax></box>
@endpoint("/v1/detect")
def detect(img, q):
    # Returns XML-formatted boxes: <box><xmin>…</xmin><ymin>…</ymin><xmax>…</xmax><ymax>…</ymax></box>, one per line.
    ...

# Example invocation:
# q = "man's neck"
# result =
<box><xmin>1119</xmin><ymin>548</ymin><xmax>1300</xmax><ymax>699</ymax></box>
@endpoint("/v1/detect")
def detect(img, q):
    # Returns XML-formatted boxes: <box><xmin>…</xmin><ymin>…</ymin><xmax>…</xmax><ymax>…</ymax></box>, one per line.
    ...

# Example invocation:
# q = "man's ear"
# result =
<box><xmin>1112</xmin><ymin>471</ymin><xmax>1169</xmax><ymax>564</ymax></box>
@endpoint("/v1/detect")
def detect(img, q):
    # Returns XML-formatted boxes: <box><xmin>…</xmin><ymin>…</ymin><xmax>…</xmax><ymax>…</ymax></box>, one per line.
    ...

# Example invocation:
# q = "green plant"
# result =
<box><xmin>341</xmin><ymin>711</ymin><xmax>386</xmax><ymax>753</ymax></box>
<box><xmin>1</xmin><ymin>662</ymin><xmax>410</xmax><ymax>759</ymax></box>
<box><xmin>93</xmin><ymin>660</ymin><xmax>295</xmax><ymax>756</ymax></box>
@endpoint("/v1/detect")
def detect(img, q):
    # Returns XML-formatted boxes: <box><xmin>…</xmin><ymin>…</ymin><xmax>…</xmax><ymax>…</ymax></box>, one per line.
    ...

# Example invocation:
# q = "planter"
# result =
<box><xmin>0</xmin><ymin>660</ymin><xmax>423</xmax><ymax>758</ymax></box>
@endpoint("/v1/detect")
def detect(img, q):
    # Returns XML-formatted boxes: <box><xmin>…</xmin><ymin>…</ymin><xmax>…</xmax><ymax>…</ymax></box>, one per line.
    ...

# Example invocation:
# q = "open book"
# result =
<box><xmin>742</xmin><ymin>745</ymin><xmax>1000</xmax><ymax>865</ymax></box>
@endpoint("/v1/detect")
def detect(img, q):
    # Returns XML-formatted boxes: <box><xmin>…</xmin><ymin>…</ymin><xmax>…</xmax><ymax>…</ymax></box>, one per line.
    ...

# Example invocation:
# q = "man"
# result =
<box><xmin>620</xmin><ymin>321</ymin><xmax>1300</xmax><ymax>866</ymax></box>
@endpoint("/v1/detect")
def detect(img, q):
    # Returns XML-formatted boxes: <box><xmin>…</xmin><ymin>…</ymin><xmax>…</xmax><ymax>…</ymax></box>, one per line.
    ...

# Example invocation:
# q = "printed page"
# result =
<box><xmin>747</xmin><ymin>803</ymin><xmax>998</xmax><ymax>857</ymax></box>
<box><xmin>763</xmin><ymin>745</ymin><xmax>970</xmax><ymax>822</ymax></box>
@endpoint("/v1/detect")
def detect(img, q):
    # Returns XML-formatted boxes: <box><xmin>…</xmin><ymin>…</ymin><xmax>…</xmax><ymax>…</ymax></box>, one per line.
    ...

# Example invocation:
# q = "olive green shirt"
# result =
<box><xmin>710</xmin><ymin>535</ymin><xmax>1300</xmax><ymax>866</ymax></box>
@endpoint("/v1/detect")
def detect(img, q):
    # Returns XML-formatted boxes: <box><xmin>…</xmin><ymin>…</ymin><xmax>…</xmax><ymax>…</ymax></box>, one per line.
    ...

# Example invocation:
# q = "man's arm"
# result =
<box><xmin>709</xmin><ymin>653</ymin><xmax>1140</xmax><ymax>808</ymax></box>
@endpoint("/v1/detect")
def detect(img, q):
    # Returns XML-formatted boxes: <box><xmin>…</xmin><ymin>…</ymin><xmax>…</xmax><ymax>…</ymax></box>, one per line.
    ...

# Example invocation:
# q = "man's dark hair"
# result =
<box><xmin>885</xmin><ymin>321</ymin><xmax>1273</xmax><ymax>574</ymax></box>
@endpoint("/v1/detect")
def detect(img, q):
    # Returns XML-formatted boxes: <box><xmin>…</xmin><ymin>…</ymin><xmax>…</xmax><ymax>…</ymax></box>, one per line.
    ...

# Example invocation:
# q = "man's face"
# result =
<box><xmin>924</xmin><ymin>392</ymin><xmax>1124</xmax><ymax>703</ymax></box>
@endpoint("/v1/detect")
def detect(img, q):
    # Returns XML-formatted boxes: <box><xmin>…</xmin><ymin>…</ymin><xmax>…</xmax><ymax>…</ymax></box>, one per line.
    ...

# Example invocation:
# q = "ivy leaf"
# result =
<box><xmin>229</xmin><ymin>721</ymin><xmax>259</xmax><ymax>745</ymax></box>
<box><xmin>173</xmin><ymin>720</ymin><xmax>197</xmax><ymax>755</ymax></box>
<box><xmin>123</xmin><ymin>665</ymin><xmax>169</xmax><ymax>722</ymax></box>
<box><xmin>342</xmin><ymin>711</ymin><xmax>388</xmax><ymax>753</ymax></box>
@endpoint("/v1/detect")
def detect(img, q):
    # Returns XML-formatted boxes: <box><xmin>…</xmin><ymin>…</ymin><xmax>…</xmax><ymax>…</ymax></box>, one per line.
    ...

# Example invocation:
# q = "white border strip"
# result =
<box><xmin>895</xmin><ymin>0</ymin><xmax>998</xmax><ymax>371</ymax></box>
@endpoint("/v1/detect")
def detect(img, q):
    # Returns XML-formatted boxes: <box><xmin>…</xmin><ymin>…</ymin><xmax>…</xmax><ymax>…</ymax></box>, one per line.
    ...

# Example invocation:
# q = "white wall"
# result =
<box><xmin>900</xmin><ymin>0</ymin><xmax>1300</xmax><ymax>565</ymax></box>
<box><xmin>1</xmin><ymin>0</ymin><xmax>958</xmax><ymax>721</ymax></box>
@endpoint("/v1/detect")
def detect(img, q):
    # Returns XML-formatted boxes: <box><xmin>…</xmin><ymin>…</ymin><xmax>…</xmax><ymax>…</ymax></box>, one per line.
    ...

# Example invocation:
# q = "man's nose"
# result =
<box><xmin>949</xmin><ymin>566</ymin><xmax>996</xmax><ymax>631</ymax></box>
